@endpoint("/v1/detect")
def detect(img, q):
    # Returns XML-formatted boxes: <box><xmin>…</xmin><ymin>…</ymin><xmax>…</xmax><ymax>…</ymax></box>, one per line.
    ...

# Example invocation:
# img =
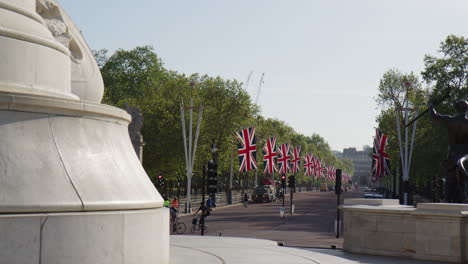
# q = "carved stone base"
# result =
<box><xmin>0</xmin><ymin>93</ymin><xmax>167</xmax><ymax>263</ymax></box>
<box><xmin>0</xmin><ymin>208</ymin><xmax>169</xmax><ymax>264</ymax></box>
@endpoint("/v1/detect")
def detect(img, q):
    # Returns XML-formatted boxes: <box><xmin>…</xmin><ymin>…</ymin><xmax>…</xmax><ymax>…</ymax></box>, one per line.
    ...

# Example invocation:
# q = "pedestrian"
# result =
<box><xmin>243</xmin><ymin>192</ymin><xmax>249</xmax><ymax>208</ymax></box>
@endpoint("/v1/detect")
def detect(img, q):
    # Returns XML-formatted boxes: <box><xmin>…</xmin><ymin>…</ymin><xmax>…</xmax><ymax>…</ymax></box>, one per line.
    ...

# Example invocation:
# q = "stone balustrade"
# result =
<box><xmin>343</xmin><ymin>199</ymin><xmax>468</xmax><ymax>263</ymax></box>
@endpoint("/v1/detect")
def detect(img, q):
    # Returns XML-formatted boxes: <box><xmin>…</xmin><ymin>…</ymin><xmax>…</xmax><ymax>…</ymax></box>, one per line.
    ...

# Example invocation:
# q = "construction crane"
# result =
<box><xmin>245</xmin><ymin>71</ymin><xmax>253</xmax><ymax>90</ymax></box>
<box><xmin>255</xmin><ymin>73</ymin><xmax>265</xmax><ymax>106</ymax></box>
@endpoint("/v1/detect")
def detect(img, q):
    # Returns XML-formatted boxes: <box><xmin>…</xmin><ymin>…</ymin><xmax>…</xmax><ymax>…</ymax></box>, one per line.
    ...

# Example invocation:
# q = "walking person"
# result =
<box><xmin>243</xmin><ymin>192</ymin><xmax>249</xmax><ymax>208</ymax></box>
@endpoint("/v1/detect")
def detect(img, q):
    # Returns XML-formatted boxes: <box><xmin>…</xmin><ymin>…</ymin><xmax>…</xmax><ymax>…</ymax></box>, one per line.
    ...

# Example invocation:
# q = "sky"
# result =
<box><xmin>60</xmin><ymin>0</ymin><xmax>468</xmax><ymax>151</ymax></box>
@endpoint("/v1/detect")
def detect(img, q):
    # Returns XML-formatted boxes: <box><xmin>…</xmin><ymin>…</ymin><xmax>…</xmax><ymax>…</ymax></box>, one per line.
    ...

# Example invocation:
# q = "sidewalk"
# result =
<box><xmin>170</xmin><ymin>235</ymin><xmax>445</xmax><ymax>264</ymax></box>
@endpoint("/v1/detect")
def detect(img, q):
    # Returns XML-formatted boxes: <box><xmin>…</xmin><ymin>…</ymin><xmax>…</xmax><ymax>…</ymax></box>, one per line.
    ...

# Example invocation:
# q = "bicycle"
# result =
<box><xmin>190</xmin><ymin>217</ymin><xmax>208</xmax><ymax>233</ymax></box>
<box><xmin>170</xmin><ymin>217</ymin><xmax>186</xmax><ymax>234</ymax></box>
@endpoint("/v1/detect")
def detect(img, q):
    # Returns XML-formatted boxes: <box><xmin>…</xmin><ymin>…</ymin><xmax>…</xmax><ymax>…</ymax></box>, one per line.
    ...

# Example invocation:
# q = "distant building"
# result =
<box><xmin>341</xmin><ymin>146</ymin><xmax>372</xmax><ymax>186</ymax></box>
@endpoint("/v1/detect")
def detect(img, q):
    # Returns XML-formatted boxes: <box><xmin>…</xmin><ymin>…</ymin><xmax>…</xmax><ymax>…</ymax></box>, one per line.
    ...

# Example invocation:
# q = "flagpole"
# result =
<box><xmin>395</xmin><ymin>110</ymin><xmax>405</xmax><ymax>204</ymax></box>
<box><xmin>408</xmin><ymin>113</ymin><xmax>418</xmax><ymax>177</ymax></box>
<box><xmin>180</xmin><ymin>98</ymin><xmax>203</xmax><ymax>213</ymax></box>
<box><xmin>180</xmin><ymin>102</ymin><xmax>191</xmax><ymax>213</ymax></box>
<box><xmin>404</xmin><ymin>102</ymin><xmax>409</xmax><ymax>205</ymax></box>
<box><xmin>191</xmin><ymin>105</ymin><xmax>203</xmax><ymax>168</ymax></box>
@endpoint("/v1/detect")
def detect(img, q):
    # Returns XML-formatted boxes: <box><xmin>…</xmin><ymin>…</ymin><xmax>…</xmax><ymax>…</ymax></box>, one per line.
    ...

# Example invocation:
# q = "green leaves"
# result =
<box><xmin>97</xmin><ymin>45</ymin><xmax>349</xmax><ymax>186</ymax></box>
<box><xmin>422</xmin><ymin>35</ymin><xmax>467</xmax><ymax>105</ymax></box>
<box><xmin>375</xmin><ymin>34</ymin><xmax>467</xmax><ymax>197</ymax></box>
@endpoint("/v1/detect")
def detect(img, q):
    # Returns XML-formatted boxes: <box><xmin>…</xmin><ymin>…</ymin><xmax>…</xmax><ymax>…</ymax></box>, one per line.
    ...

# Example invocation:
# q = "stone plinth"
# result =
<box><xmin>0</xmin><ymin>94</ymin><xmax>168</xmax><ymax>263</ymax></box>
<box><xmin>0</xmin><ymin>208</ymin><xmax>169</xmax><ymax>264</ymax></box>
<box><xmin>0</xmin><ymin>1</ymin><xmax>168</xmax><ymax>263</ymax></box>
<box><xmin>343</xmin><ymin>200</ymin><xmax>468</xmax><ymax>263</ymax></box>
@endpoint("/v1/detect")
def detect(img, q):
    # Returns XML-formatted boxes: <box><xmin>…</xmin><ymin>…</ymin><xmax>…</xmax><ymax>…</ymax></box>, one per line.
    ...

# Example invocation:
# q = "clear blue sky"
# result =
<box><xmin>60</xmin><ymin>0</ymin><xmax>468</xmax><ymax>151</ymax></box>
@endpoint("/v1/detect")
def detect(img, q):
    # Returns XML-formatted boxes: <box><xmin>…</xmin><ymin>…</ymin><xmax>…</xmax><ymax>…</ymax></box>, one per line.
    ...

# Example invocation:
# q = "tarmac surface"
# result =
<box><xmin>178</xmin><ymin>189</ymin><xmax>362</xmax><ymax>248</ymax></box>
<box><xmin>170</xmin><ymin>235</ymin><xmax>445</xmax><ymax>264</ymax></box>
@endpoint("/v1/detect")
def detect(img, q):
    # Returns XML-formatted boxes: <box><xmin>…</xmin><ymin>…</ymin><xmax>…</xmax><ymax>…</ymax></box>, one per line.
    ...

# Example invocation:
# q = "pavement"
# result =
<box><xmin>170</xmin><ymin>235</ymin><xmax>445</xmax><ymax>264</ymax></box>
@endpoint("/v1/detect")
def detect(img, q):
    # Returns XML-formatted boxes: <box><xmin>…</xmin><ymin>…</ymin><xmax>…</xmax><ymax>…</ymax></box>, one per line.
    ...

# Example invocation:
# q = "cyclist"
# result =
<box><xmin>194</xmin><ymin>201</ymin><xmax>210</xmax><ymax>230</ymax></box>
<box><xmin>206</xmin><ymin>197</ymin><xmax>213</xmax><ymax>211</ymax></box>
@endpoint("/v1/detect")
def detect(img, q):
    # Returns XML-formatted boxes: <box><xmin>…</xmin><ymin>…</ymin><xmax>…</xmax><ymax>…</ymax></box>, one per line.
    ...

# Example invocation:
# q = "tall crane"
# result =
<box><xmin>245</xmin><ymin>71</ymin><xmax>253</xmax><ymax>90</ymax></box>
<box><xmin>255</xmin><ymin>73</ymin><xmax>265</xmax><ymax>106</ymax></box>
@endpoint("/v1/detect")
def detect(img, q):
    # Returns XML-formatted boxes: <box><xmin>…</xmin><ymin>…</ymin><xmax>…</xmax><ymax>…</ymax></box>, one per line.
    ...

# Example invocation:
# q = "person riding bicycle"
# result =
<box><xmin>170</xmin><ymin>205</ymin><xmax>178</xmax><ymax>223</ymax></box>
<box><xmin>194</xmin><ymin>201</ymin><xmax>210</xmax><ymax>229</ymax></box>
<box><xmin>169</xmin><ymin>197</ymin><xmax>179</xmax><ymax>222</ymax></box>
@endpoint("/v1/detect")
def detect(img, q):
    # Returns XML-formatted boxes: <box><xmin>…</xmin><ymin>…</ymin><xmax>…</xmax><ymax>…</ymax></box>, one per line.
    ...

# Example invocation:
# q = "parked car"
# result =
<box><xmin>364</xmin><ymin>193</ymin><xmax>384</xmax><ymax>199</ymax></box>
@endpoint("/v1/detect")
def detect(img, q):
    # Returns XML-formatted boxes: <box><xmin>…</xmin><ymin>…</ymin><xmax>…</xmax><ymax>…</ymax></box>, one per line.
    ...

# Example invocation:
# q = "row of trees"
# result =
<box><xmin>94</xmin><ymin>46</ymin><xmax>353</xmax><ymax>190</ymax></box>
<box><xmin>375</xmin><ymin>35</ymin><xmax>467</xmax><ymax>201</ymax></box>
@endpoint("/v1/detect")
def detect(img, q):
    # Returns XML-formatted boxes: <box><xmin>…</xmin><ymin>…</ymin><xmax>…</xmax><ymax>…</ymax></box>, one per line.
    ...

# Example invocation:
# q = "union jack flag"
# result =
<box><xmin>262</xmin><ymin>137</ymin><xmax>278</xmax><ymax>175</ymax></box>
<box><xmin>236</xmin><ymin>127</ymin><xmax>257</xmax><ymax>173</ymax></box>
<box><xmin>328</xmin><ymin>166</ymin><xmax>335</xmax><ymax>181</ymax></box>
<box><xmin>372</xmin><ymin>128</ymin><xmax>390</xmax><ymax>179</ymax></box>
<box><xmin>304</xmin><ymin>153</ymin><xmax>313</xmax><ymax>177</ymax></box>
<box><xmin>311</xmin><ymin>156</ymin><xmax>320</xmax><ymax>177</ymax></box>
<box><xmin>291</xmin><ymin>146</ymin><xmax>301</xmax><ymax>173</ymax></box>
<box><xmin>324</xmin><ymin>165</ymin><xmax>331</xmax><ymax>180</ymax></box>
<box><xmin>277</xmin><ymin>143</ymin><xmax>291</xmax><ymax>174</ymax></box>
<box><xmin>318</xmin><ymin>160</ymin><xmax>327</xmax><ymax>179</ymax></box>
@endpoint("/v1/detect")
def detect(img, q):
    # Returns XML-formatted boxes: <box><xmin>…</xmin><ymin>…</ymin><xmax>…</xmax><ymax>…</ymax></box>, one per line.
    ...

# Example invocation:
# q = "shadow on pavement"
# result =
<box><xmin>300</xmin><ymin>248</ymin><xmax>446</xmax><ymax>264</ymax></box>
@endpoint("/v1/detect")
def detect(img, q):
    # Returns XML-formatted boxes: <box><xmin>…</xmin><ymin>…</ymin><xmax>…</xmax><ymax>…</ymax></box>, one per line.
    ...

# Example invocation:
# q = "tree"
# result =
<box><xmin>97</xmin><ymin>45</ymin><xmax>345</xmax><ymax>193</ymax></box>
<box><xmin>375</xmin><ymin>35</ymin><xmax>467</xmax><ymax>201</ymax></box>
<box><xmin>422</xmin><ymin>35</ymin><xmax>468</xmax><ymax>104</ymax></box>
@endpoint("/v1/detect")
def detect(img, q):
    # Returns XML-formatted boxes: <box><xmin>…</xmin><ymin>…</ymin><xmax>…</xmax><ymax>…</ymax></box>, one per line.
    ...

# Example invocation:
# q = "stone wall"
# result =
<box><xmin>343</xmin><ymin>200</ymin><xmax>468</xmax><ymax>263</ymax></box>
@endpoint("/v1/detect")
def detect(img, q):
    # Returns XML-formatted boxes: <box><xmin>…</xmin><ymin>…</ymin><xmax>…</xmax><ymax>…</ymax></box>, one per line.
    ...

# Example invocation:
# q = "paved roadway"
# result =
<box><xmin>178</xmin><ymin>189</ymin><xmax>362</xmax><ymax>248</ymax></box>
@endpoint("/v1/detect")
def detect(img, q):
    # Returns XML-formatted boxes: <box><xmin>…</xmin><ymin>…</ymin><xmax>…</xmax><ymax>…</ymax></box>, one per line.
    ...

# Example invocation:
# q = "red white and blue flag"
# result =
<box><xmin>236</xmin><ymin>127</ymin><xmax>257</xmax><ymax>173</ymax></box>
<box><xmin>318</xmin><ymin>160</ymin><xmax>327</xmax><ymax>179</ymax></box>
<box><xmin>277</xmin><ymin>143</ymin><xmax>291</xmax><ymax>174</ymax></box>
<box><xmin>291</xmin><ymin>146</ymin><xmax>301</xmax><ymax>173</ymax></box>
<box><xmin>262</xmin><ymin>137</ymin><xmax>278</xmax><ymax>175</ymax></box>
<box><xmin>372</xmin><ymin>128</ymin><xmax>390</xmax><ymax>179</ymax></box>
<box><xmin>327</xmin><ymin>166</ymin><xmax>335</xmax><ymax>181</ymax></box>
<box><xmin>304</xmin><ymin>153</ymin><xmax>313</xmax><ymax>177</ymax></box>
<box><xmin>312</xmin><ymin>156</ymin><xmax>320</xmax><ymax>177</ymax></box>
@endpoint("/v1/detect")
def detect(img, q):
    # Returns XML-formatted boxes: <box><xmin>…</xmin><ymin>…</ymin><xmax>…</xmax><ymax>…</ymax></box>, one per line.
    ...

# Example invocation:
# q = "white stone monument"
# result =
<box><xmin>0</xmin><ymin>1</ymin><xmax>168</xmax><ymax>263</ymax></box>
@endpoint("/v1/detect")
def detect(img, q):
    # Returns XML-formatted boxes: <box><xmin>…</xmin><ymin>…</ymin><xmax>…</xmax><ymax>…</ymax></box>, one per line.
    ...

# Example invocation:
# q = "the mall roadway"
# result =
<box><xmin>177</xmin><ymin>188</ymin><xmax>363</xmax><ymax>248</ymax></box>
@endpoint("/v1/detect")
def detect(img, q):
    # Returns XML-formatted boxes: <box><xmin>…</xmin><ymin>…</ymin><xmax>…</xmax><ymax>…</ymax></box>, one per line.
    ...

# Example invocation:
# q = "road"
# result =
<box><xmin>177</xmin><ymin>189</ymin><xmax>362</xmax><ymax>248</ymax></box>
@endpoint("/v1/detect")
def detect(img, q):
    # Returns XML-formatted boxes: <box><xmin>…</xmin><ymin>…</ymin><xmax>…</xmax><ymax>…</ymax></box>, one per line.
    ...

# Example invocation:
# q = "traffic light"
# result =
<box><xmin>288</xmin><ymin>175</ymin><xmax>296</xmax><ymax>188</ymax></box>
<box><xmin>157</xmin><ymin>175</ymin><xmax>164</xmax><ymax>187</ymax></box>
<box><xmin>281</xmin><ymin>175</ymin><xmax>286</xmax><ymax>188</ymax></box>
<box><xmin>207</xmin><ymin>160</ymin><xmax>218</xmax><ymax>194</ymax></box>
<box><xmin>335</xmin><ymin>169</ymin><xmax>342</xmax><ymax>195</ymax></box>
